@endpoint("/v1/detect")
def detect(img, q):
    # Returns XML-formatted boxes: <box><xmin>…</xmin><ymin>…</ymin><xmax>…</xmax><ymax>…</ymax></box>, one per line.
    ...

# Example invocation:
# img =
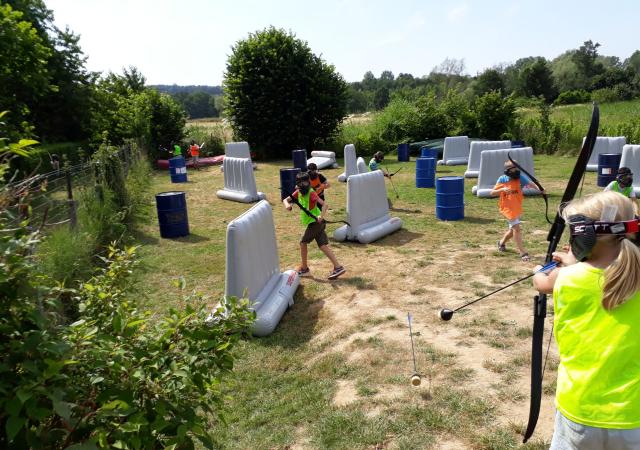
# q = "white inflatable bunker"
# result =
<box><xmin>437</xmin><ymin>136</ymin><xmax>470</xmax><ymax>166</ymax></box>
<box><xmin>216</xmin><ymin>156</ymin><xmax>266</xmax><ymax>203</ymax></box>
<box><xmin>338</xmin><ymin>144</ymin><xmax>367</xmax><ymax>182</ymax></box>
<box><xmin>307</xmin><ymin>151</ymin><xmax>339</xmax><ymax>170</ymax></box>
<box><xmin>465</xmin><ymin>140</ymin><xmax>512</xmax><ymax>178</ymax></box>
<box><xmin>620</xmin><ymin>144</ymin><xmax>640</xmax><ymax>196</ymax></box>
<box><xmin>472</xmin><ymin>147</ymin><xmax>541</xmax><ymax>198</ymax></box>
<box><xmin>583</xmin><ymin>136</ymin><xmax>626</xmax><ymax>171</ymax></box>
<box><xmin>356</xmin><ymin>157</ymin><xmax>367</xmax><ymax>174</ymax></box>
<box><xmin>225</xmin><ymin>200</ymin><xmax>299</xmax><ymax>337</ymax></box>
<box><xmin>334</xmin><ymin>171</ymin><xmax>402</xmax><ymax>243</ymax></box>
<box><xmin>222</xmin><ymin>141</ymin><xmax>257</xmax><ymax>171</ymax></box>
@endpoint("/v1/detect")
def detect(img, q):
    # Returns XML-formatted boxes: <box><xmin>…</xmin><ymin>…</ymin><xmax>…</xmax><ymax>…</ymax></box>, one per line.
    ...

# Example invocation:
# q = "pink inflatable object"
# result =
<box><xmin>156</xmin><ymin>155</ymin><xmax>224</xmax><ymax>170</ymax></box>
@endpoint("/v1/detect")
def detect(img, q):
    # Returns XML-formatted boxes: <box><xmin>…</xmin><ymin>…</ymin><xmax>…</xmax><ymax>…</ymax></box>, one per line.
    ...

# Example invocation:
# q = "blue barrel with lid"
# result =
<box><xmin>280</xmin><ymin>168</ymin><xmax>301</xmax><ymax>200</ymax></box>
<box><xmin>292</xmin><ymin>149</ymin><xmax>307</xmax><ymax>171</ymax></box>
<box><xmin>416</xmin><ymin>157</ymin><xmax>436</xmax><ymax>188</ymax></box>
<box><xmin>156</xmin><ymin>191</ymin><xmax>189</xmax><ymax>238</ymax></box>
<box><xmin>397</xmin><ymin>143</ymin><xmax>410</xmax><ymax>162</ymax></box>
<box><xmin>421</xmin><ymin>147</ymin><xmax>438</xmax><ymax>159</ymax></box>
<box><xmin>436</xmin><ymin>176</ymin><xmax>464</xmax><ymax>221</ymax></box>
<box><xmin>597</xmin><ymin>153</ymin><xmax>622</xmax><ymax>187</ymax></box>
<box><xmin>169</xmin><ymin>156</ymin><xmax>187</xmax><ymax>183</ymax></box>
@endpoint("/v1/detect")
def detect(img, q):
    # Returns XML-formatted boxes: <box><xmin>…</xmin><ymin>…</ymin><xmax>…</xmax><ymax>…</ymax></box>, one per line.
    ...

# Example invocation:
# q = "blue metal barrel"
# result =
<box><xmin>169</xmin><ymin>156</ymin><xmax>187</xmax><ymax>183</ymax></box>
<box><xmin>420</xmin><ymin>147</ymin><xmax>438</xmax><ymax>159</ymax></box>
<box><xmin>156</xmin><ymin>191</ymin><xmax>189</xmax><ymax>238</ymax></box>
<box><xmin>280</xmin><ymin>168</ymin><xmax>301</xmax><ymax>200</ymax></box>
<box><xmin>416</xmin><ymin>157</ymin><xmax>436</xmax><ymax>188</ymax></box>
<box><xmin>436</xmin><ymin>176</ymin><xmax>464</xmax><ymax>221</ymax></box>
<box><xmin>597</xmin><ymin>153</ymin><xmax>622</xmax><ymax>187</ymax></box>
<box><xmin>292</xmin><ymin>149</ymin><xmax>308</xmax><ymax>171</ymax></box>
<box><xmin>511</xmin><ymin>140</ymin><xmax>526</xmax><ymax>148</ymax></box>
<box><xmin>397</xmin><ymin>143</ymin><xmax>410</xmax><ymax>162</ymax></box>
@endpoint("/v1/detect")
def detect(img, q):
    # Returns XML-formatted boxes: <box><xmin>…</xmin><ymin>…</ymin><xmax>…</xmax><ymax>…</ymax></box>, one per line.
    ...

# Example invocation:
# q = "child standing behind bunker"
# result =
<box><xmin>490</xmin><ymin>159</ymin><xmax>544</xmax><ymax>262</ymax></box>
<box><xmin>283</xmin><ymin>172</ymin><xmax>346</xmax><ymax>280</ymax></box>
<box><xmin>189</xmin><ymin>140</ymin><xmax>200</xmax><ymax>170</ymax></box>
<box><xmin>604</xmin><ymin>166</ymin><xmax>638</xmax><ymax>209</ymax></box>
<box><xmin>532</xmin><ymin>191</ymin><xmax>640</xmax><ymax>450</ymax></box>
<box><xmin>307</xmin><ymin>162</ymin><xmax>329</xmax><ymax>200</ymax></box>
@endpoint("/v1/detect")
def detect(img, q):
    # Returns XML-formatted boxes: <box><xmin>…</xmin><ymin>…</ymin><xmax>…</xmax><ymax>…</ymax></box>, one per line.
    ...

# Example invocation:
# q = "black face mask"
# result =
<box><xmin>308</xmin><ymin>171</ymin><xmax>318</xmax><ymax>179</ymax></box>
<box><xmin>617</xmin><ymin>174</ymin><xmax>633</xmax><ymax>187</ymax></box>
<box><xmin>505</xmin><ymin>168</ymin><xmax>520</xmax><ymax>179</ymax></box>
<box><xmin>298</xmin><ymin>182</ymin><xmax>310</xmax><ymax>195</ymax></box>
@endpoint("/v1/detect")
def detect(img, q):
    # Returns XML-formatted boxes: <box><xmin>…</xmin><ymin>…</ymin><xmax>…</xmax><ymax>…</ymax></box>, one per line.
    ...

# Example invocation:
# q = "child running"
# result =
<box><xmin>368</xmin><ymin>151</ymin><xmax>390</xmax><ymax>177</ymax></box>
<box><xmin>307</xmin><ymin>162</ymin><xmax>329</xmax><ymax>200</ymax></box>
<box><xmin>604</xmin><ymin>166</ymin><xmax>638</xmax><ymax>209</ymax></box>
<box><xmin>490</xmin><ymin>159</ymin><xmax>544</xmax><ymax>261</ymax></box>
<box><xmin>283</xmin><ymin>172</ymin><xmax>346</xmax><ymax>280</ymax></box>
<box><xmin>532</xmin><ymin>191</ymin><xmax>640</xmax><ymax>450</ymax></box>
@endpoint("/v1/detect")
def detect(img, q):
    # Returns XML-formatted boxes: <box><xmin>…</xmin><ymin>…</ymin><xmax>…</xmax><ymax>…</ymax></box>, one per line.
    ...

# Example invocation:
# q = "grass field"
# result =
<box><xmin>519</xmin><ymin>99</ymin><xmax>640</xmax><ymax>129</ymax></box>
<box><xmin>135</xmin><ymin>156</ymin><xmax>604</xmax><ymax>449</ymax></box>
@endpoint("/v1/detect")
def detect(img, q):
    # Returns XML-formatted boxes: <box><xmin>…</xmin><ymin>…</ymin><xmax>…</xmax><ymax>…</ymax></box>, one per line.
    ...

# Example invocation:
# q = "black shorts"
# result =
<box><xmin>301</xmin><ymin>221</ymin><xmax>328</xmax><ymax>247</ymax></box>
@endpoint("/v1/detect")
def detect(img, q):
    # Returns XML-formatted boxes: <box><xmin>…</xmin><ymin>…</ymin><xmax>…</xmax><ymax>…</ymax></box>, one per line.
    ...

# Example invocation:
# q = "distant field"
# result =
<box><xmin>519</xmin><ymin>99</ymin><xmax>640</xmax><ymax>128</ymax></box>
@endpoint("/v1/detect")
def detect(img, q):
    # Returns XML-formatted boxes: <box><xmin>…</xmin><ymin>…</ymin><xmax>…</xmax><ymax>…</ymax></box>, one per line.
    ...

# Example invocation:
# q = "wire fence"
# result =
<box><xmin>2</xmin><ymin>145</ymin><xmax>135</xmax><ymax>233</ymax></box>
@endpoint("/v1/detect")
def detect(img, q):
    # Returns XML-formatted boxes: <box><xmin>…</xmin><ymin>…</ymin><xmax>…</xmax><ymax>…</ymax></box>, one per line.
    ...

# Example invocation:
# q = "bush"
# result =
<box><xmin>553</xmin><ymin>89</ymin><xmax>591</xmax><ymax>105</ymax></box>
<box><xmin>590</xmin><ymin>87</ymin><xmax>621</xmax><ymax>104</ymax></box>
<box><xmin>0</xmin><ymin>232</ymin><xmax>255</xmax><ymax>449</ymax></box>
<box><xmin>224</xmin><ymin>27</ymin><xmax>348</xmax><ymax>158</ymax></box>
<box><xmin>474</xmin><ymin>91</ymin><xmax>516</xmax><ymax>140</ymax></box>
<box><xmin>184</xmin><ymin>123</ymin><xmax>226</xmax><ymax>156</ymax></box>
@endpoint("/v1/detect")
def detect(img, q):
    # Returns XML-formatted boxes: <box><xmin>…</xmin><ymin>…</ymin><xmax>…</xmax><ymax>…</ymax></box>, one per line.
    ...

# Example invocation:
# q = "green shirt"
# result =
<box><xmin>369</xmin><ymin>158</ymin><xmax>379</xmax><ymax>171</ymax></box>
<box><xmin>173</xmin><ymin>145</ymin><xmax>182</xmax><ymax>156</ymax></box>
<box><xmin>553</xmin><ymin>263</ymin><xmax>640</xmax><ymax>428</ymax></box>
<box><xmin>295</xmin><ymin>190</ymin><xmax>321</xmax><ymax>226</ymax></box>
<box><xmin>606</xmin><ymin>180</ymin><xmax>634</xmax><ymax>198</ymax></box>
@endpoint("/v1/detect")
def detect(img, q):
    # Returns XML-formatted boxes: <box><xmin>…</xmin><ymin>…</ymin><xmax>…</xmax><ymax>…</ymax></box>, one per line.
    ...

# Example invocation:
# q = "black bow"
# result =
<box><xmin>281</xmin><ymin>188</ymin><xmax>351</xmax><ymax>227</ymax></box>
<box><xmin>507</xmin><ymin>153</ymin><xmax>551</xmax><ymax>225</ymax></box>
<box><xmin>522</xmin><ymin>103</ymin><xmax>599</xmax><ymax>443</ymax></box>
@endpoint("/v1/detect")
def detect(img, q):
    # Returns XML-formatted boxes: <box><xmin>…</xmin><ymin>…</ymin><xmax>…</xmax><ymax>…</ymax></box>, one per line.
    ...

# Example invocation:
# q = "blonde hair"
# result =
<box><xmin>562</xmin><ymin>191</ymin><xmax>640</xmax><ymax>309</ymax></box>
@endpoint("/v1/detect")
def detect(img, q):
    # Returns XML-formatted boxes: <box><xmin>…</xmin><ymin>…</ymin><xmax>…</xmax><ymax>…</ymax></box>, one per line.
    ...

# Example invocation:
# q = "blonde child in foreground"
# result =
<box><xmin>532</xmin><ymin>191</ymin><xmax>640</xmax><ymax>450</ymax></box>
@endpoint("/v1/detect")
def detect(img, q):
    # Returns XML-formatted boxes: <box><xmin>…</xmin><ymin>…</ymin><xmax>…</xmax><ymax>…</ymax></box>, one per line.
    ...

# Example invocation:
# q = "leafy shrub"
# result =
<box><xmin>224</xmin><ymin>27</ymin><xmax>348</xmax><ymax>158</ymax></box>
<box><xmin>553</xmin><ymin>89</ymin><xmax>591</xmax><ymax>105</ymax></box>
<box><xmin>474</xmin><ymin>91</ymin><xmax>516</xmax><ymax>140</ymax></box>
<box><xmin>184</xmin><ymin>123</ymin><xmax>226</xmax><ymax>156</ymax></box>
<box><xmin>591</xmin><ymin>87</ymin><xmax>621</xmax><ymax>104</ymax></box>
<box><xmin>0</xmin><ymin>232</ymin><xmax>255</xmax><ymax>449</ymax></box>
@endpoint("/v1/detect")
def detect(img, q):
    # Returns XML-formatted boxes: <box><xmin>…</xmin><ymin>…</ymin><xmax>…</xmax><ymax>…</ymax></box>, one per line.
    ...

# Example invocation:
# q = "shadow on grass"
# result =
<box><xmin>462</xmin><ymin>216</ymin><xmax>496</xmax><ymax>225</ymax></box>
<box><xmin>260</xmin><ymin>284</ymin><xmax>324</xmax><ymax>348</ymax></box>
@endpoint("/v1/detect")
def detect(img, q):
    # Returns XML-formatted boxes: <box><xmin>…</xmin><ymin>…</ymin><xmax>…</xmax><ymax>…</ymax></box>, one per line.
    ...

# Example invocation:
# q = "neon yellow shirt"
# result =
<box><xmin>553</xmin><ymin>263</ymin><xmax>640</xmax><ymax>428</ymax></box>
<box><xmin>293</xmin><ymin>189</ymin><xmax>321</xmax><ymax>226</ymax></box>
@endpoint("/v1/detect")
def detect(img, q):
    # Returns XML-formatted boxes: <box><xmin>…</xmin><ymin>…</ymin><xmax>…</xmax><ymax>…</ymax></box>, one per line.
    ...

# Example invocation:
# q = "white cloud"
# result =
<box><xmin>448</xmin><ymin>4</ymin><xmax>470</xmax><ymax>22</ymax></box>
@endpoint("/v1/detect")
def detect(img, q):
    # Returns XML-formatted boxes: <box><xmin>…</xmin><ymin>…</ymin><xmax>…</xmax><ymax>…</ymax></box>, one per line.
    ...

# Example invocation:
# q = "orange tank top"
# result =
<box><xmin>497</xmin><ymin>178</ymin><xmax>523</xmax><ymax>220</ymax></box>
<box><xmin>189</xmin><ymin>144</ymin><xmax>199</xmax><ymax>156</ymax></box>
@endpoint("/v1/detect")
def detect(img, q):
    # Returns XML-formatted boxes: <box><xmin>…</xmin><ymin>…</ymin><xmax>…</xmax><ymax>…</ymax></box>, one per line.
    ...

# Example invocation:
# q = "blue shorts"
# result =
<box><xmin>550</xmin><ymin>410</ymin><xmax>640</xmax><ymax>450</ymax></box>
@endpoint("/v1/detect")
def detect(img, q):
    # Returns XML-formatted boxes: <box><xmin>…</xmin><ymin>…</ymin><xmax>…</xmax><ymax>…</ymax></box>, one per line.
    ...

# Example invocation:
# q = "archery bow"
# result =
<box><xmin>522</xmin><ymin>103</ymin><xmax>599</xmax><ymax>443</ymax></box>
<box><xmin>281</xmin><ymin>188</ymin><xmax>351</xmax><ymax>227</ymax></box>
<box><xmin>508</xmin><ymin>153</ymin><xmax>552</xmax><ymax>225</ymax></box>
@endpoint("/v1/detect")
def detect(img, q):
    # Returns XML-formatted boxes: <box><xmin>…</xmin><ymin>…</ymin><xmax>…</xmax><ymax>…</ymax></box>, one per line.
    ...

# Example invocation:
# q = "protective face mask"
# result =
<box><xmin>298</xmin><ymin>182</ymin><xmax>310</xmax><ymax>194</ymax></box>
<box><xmin>505</xmin><ymin>168</ymin><xmax>520</xmax><ymax>179</ymax></box>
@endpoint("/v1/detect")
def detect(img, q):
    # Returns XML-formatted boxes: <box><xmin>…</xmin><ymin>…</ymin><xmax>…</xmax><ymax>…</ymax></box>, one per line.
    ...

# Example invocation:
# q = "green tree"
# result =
<box><xmin>224</xmin><ymin>27</ymin><xmax>348</xmax><ymax>157</ymax></box>
<box><xmin>625</xmin><ymin>50</ymin><xmax>640</xmax><ymax>74</ymax></box>
<box><xmin>571</xmin><ymin>40</ymin><xmax>604</xmax><ymax>89</ymax></box>
<box><xmin>0</xmin><ymin>4</ymin><xmax>51</xmax><ymax>139</ymax></box>
<box><xmin>474</xmin><ymin>91</ymin><xmax>516</xmax><ymax>140</ymax></box>
<box><xmin>472</xmin><ymin>68</ymin><xmax>505</xmax><ymax>96</ymax></box>
<box><xmin>516</xmin><ymin>58</ymin><xmax>557</xmax><ymax>102</ymax></box>
<box><xmin>374</xmin><ymin>86</ymin><xmax>390</xmax><ymax>110</ymax></box>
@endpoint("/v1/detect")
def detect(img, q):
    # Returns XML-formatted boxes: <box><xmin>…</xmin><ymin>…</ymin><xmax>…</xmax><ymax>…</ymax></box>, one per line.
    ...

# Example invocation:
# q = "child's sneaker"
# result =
<box><xmin>497</xmin><ymin>241</ymin><xmax>506</xmax><ymax>252</ymax></box>
<box><xmin>328</xmin><ymin>266</ymin><xmax>346</xmax><ymax>280</ymax></box>
<box><xmin>296</xmin><ymin>266</ymin><xmax>310</xmax><ymax>276</ymax></box>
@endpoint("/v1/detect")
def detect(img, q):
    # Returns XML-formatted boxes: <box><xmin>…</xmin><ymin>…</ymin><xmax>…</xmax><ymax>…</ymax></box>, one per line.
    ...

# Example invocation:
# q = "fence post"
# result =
<box><xmin>66</xmin><ymin>169</ymin><xmax>77</xmax><ymax>229</ymax></box>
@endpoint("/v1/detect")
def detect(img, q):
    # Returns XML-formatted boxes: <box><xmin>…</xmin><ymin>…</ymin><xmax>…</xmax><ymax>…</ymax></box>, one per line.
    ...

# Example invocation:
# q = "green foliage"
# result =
<box><xmin>184</xmin><ymin>124</ymin><xmax>226</xmax><ymax>156</ymax></box>
<box><xmin>512</xmin><ymin>100</ymin><xmax>565</xmax><ymax>154</ymax></box>
<box><xmin>553</xmin><ymin>89</ymin><xmax>591</xmax><ymax>105</ymax></box>
<box><xmin>224</xmin><ymin>27</ymin><xmax>348</xmax><ymax>158</ymax></box>
<box><xmin>0</xmin><ymin>231</ymin><xmax>255</xmax><ymax>449</ymax></box>
<box><xmin>0</xmin><ymin>4</ymin><xmax>52</xmax><ymax>139</ymax></box>
<box><xmin>472</xmin><ymin>68</ymin><xmax>505</xmax><ymax>96</ymax></box>
<box><xmin>474</xmin><ymin>91</ymin><xmax>516</xmax><ymax>140</ymax></box>
<box><xmin>515</xmin><ymin>58</ymin><xmax>557</xmax><ymax>102</ymax></box>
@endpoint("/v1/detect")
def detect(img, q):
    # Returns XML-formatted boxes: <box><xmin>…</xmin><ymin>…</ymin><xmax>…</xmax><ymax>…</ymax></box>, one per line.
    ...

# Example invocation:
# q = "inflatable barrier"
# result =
<box><xmin>437</xmin><ymin>136</ymin><xmax>470</xmax><ymax>166</ymax></box>
<box><xmin>334</xmin><ymin>171</ymin><xmax>402</xmax><ymax>243</ymax></box>
<box><xmin>307</xmin><ymin>150</ymin><xmax>339</xmax><ymax>170</ymax></box>
<box><xmin>472</xmin><ymin>147</ymin><xmax>540</xmax><ymax>198</ymax></box>
<box><xmin>583</xmin><ymin>136</ymin><xmax>626</xmax><ymax>172</ymax></box>
<box><xmin>620</xmin><ymin>144</ymin><xmax>640</xmax><ymax>196</ymax></box>
<box><xmin>338</xmin><ymin>144</ymin><xmax>367</xmax><ymax>182</ymax></box>
<box><xmin>216</xmin><ymin>157</ymin><xmax>266</xmax><ymax>203</ymax></box>
<box><xmin>156</xmin><ymin>155</ymin><xmax>224</xmax><ymax>170</ymax></box>
<box><xmin>223</xmin><ymin>200</ymin><xmax>299</xmax><ymax>336</ymax></box>
<box><xmin>464</xmin><ymin>140</ymin><xmax>511</xmax><ymax>178</ymax></box>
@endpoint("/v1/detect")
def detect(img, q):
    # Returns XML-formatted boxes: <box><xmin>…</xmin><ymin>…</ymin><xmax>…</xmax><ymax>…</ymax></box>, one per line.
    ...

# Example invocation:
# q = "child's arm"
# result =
<box><xmin>316</xmin><ymin>196</ymin><xmax>328</xmax><ymax>222</ymax></box>
<box><xmin>532</xmin><ymin>268</ymin><xmax>559</xmax><ymax>294</ymax></box>
<box><xmin>283</xmin><ymin>195</ymin><xmax>293</xmax><ymax>211</ymax></box>
<box><xmin>489</xmin><ymin>185</ymin><xmax>510</xmax><ymax>197</ymax></box>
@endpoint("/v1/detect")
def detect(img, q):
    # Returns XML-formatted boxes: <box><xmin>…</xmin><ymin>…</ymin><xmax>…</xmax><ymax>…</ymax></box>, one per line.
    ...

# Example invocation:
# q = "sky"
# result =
<box><xmin>46</xmin><ymin>0</ymin><xmax>640</xmax><ymax>86</ymax></box>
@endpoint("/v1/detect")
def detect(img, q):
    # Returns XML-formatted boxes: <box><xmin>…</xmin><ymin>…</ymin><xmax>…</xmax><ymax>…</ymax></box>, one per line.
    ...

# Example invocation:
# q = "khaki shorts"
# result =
<box><xmin>550</xmin><ymin>410</ymin><xmax>640</xmax><ymax>450</ymax></box>
<box><xmin>301</xmin><ymin>221</ymin><xmax>328</xmax><ymax>247</ymax></box>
